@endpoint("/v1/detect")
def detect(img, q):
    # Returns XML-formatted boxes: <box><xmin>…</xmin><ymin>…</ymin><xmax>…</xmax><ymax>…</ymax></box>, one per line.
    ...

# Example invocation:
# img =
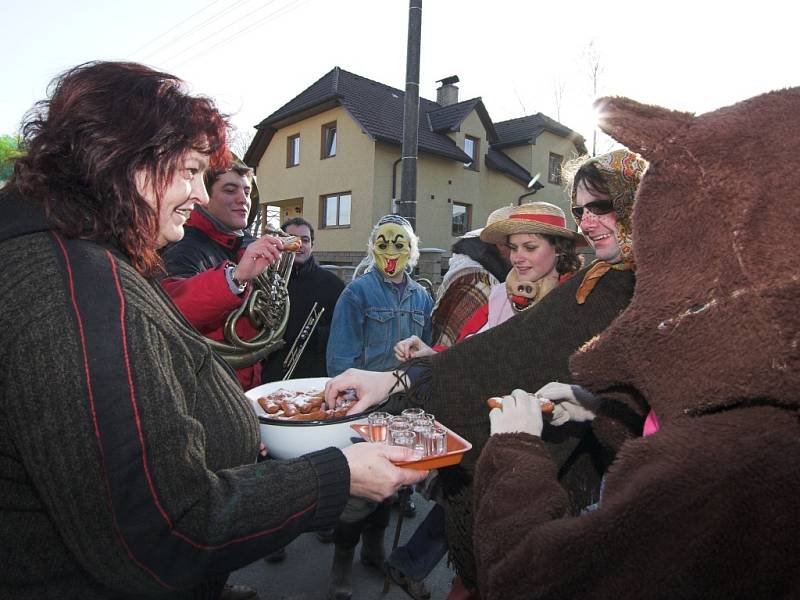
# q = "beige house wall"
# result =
<box><xmin>255</xmin><ymin>106</ymin><xmax>376</xmax><ymax>254</ymax></box>
<box><xmin>503</xmin><ymin>144</ymin><xmax>534</xmax><ymax>173</ymax></box>
<box><xmin>255</xmin><ymin>106</ymin><xmax>579</xmax><ymax>266</ymax></box>
<box><xmin>486</xmin><ymin>131</ymin><xmax>584</xmax><ymax>229</ymax></box>
<box><xmin>412</xmin><ymin>111</ymin><xmax>528</xmax><ymax>251</ymax></box>
<box><xmin>531</xmin><ymin>130</ymin><xmax>583</xmax><ymax>218</ymax></box>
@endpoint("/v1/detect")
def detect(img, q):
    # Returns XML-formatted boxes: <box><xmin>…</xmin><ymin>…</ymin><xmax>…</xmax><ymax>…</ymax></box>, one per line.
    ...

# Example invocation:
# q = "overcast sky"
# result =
<box><xmin>2</xmin><ymin>0</ymin><xmax>797</xmax><ymax>152</ymax></box>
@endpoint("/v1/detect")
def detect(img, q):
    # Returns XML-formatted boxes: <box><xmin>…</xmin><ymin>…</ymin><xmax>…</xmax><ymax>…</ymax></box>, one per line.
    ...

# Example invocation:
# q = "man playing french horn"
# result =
<box><xmin>161</xmin><ymin>162</ymin><xmax>297</xmax><ymax>391</ymax></box>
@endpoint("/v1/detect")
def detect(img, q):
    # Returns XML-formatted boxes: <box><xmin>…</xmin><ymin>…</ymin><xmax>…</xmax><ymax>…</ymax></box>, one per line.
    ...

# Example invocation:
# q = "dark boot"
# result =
<box><xmin>359</xmin><ymin>525</ymin><xmax>386</xmax><ymax>573</ymax></box>
<box><xmin>327</xmin><ymin>544</ymin><xmax>355</xmax><ymax>600</ymax></box>
<box><xmin>316</xmin><ymin>528</ymin><xmax>335</xmax><ymax>543</ymax></box>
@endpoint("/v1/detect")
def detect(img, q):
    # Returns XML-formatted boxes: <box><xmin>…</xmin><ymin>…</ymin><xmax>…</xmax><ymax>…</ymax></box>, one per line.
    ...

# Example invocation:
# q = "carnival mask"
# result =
<box><xmin>505</xmin><ymin>270</ymin><xmax>557</xmax><ymax>313</ymax></box>
<box><xmin>373</xmin><ymin>222</ymin><xmax>410</xmax><ymax>278</ymax></box>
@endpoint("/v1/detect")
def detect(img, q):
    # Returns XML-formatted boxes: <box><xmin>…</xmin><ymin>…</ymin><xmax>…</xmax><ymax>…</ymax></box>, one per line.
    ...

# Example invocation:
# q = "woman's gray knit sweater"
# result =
<box><xmin>0</xmin><ymin>194</ymin><xmax>350</xmax><ymax>599</ymax></box>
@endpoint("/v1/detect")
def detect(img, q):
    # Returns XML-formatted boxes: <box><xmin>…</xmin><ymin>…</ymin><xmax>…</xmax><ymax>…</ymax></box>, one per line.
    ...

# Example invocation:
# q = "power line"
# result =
<box><xmin>130</xmin><ymin>0</ymin><xmax>230</xmax><ymax>58</ymax></box>
<box><xmin>169</xmin><ymin>0</ymin><xmax>312</xmax><ymax>70</ymax></box>
<box><xmin>161</xmin><ymin>0</ymin><xmax>283</xmax><ymax>65</ymax></box>
<box><xmin>138</xmin><ymin>0</ymin><xmax>257</xmax><ymax>62</ymax></box>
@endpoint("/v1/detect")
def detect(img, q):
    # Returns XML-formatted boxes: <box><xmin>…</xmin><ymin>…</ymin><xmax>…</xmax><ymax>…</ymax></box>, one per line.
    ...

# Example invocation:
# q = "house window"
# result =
<box><xmin>321</xmin><ymin>122</ymin><xmax>337</xmax><ymax>159</ymax></box>
<box><xmin>463</xmin><ymin>135</ymin><xmax>479</xmax><ymax>171</ymax></box>
<box><xmin>321</xmin><ymin>192</ymin><xmax>351</xmax><ymax>228</ymax></box>
<box><xmin>452</xmin><ymin>202</ymin><xmax>471</xmax><ymax>236</ymax></box>
<box><xmin>287</xmin><ymin>134</ymin><xmax>300</xmax><ymax>167</ymax></box>
<box><xmin>548</xmin><ymin>152</ymin><xmax>563</xmax><ymax>184</ymax></box>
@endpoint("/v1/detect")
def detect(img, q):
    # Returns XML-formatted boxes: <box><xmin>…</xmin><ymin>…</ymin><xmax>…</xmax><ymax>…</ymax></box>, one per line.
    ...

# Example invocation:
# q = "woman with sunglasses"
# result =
<box><xmin>323</xmin><ymin>149</ymin><xmax>647</xmax><ymax>597</ymax></box>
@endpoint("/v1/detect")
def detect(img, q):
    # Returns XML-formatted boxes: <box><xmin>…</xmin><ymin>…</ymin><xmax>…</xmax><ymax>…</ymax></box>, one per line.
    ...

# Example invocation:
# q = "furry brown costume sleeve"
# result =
<box><xmin>474</xmin><ymin>407</ymin><xmax>800</xmax><ymax>600</ymax></box>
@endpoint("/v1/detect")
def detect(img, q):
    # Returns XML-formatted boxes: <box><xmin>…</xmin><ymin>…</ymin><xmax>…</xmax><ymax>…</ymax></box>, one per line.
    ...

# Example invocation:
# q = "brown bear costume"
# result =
<box><xmin>473</xmin><ymin>87</ymin><xmax>800</xmax><ymax>599</ymax></box>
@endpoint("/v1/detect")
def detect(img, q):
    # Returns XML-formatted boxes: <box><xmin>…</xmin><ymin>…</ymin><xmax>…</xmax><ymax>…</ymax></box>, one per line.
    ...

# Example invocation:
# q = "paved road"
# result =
<box><xmin>228</xmin><ymin>492</ymin><xmax>454</xmax><ymax>600</ymax></box>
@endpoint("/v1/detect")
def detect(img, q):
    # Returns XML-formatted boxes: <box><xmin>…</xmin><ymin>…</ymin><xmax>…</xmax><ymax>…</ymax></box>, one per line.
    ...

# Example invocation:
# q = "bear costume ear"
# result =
<box><xmin>594</xmin><ymin>96</ymin><xmax>695</xmax><ymax>157</ymax></box>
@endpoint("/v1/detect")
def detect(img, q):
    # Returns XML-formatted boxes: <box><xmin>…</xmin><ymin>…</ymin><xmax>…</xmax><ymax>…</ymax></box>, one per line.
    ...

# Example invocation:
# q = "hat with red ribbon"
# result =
<box><xmin>480</xmin><ymin>201</ymin><xmax>587</xmax><ymax>246</ymax></box>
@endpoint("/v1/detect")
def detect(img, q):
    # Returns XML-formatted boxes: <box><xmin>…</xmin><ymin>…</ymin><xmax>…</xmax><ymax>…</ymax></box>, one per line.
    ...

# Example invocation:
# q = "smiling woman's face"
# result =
<box><xmin>137</xmin><ymin>150</ymin><xmax>209</xmax><ymax>248</ymax></box>
<box><xmin>507</xmin><ymin>233</ymin><xmax>558</xmax><ymax>283</ymax></box>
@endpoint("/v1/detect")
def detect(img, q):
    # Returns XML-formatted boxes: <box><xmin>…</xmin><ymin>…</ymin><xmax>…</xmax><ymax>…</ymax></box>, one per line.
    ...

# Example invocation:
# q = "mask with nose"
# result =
<box><xmin>505</xmin><ymin>268</ymin><xmax>558</xmax><ymax>312</ymax></box>
<box><xmin>363</xmin><ymin>215</ymin><xmax>422</xmax><ymax>280</ymax></box>
<box><xmin>373</xmin><ymin>222</ymin><xmax>411</xmax><ymax>278</ymax></box>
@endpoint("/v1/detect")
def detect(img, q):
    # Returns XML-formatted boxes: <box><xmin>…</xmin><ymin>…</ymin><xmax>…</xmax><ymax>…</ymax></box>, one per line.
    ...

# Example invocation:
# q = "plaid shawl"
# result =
<box><xmin>432</xmin><ymin>268</ymin><xmax>496</xmax><ymax>348</ymax></box>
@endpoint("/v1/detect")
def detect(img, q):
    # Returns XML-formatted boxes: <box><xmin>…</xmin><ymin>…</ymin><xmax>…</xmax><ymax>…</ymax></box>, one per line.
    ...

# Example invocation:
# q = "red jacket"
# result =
<box><xmin>161</xmin><ymin>209</ymin><xmax>262</xmax><ymax>390</ymax></box>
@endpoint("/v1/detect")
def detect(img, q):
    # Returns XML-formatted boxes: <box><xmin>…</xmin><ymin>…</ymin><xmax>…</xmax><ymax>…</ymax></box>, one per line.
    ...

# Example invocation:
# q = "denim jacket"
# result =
<box><xmin>326</xmin><ymin>268</ymin><xmax>433</xmax><ymax>376</ymax></box>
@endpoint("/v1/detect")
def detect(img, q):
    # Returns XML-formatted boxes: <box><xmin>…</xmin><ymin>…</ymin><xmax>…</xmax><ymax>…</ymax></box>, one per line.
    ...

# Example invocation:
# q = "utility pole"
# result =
<box><xmin>398</xmin><ymin>0</ymin><xmax>421</xmax><ymax>229</ymax></box>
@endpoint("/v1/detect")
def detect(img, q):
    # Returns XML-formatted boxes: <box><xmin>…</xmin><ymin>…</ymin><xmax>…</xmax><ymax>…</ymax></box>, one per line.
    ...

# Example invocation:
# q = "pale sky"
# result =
<box><xmin>2</xmin><ymin>0</ymin><xmax>797</xmax><ymax>153</ymax></box>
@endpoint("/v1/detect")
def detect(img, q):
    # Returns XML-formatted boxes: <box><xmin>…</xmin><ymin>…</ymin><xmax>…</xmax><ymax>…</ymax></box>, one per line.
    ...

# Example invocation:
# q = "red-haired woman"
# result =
<box><xmin>0</xmin><ymin>61</ymin><xmax>425</xmax><ymax>600</ymax></box>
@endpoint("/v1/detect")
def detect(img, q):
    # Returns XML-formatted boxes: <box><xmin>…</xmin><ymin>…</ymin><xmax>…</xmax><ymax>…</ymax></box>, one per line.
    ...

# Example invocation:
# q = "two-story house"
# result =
<box><xmin>244</xmin><ymin>67</ymin><xmax>586</xmax><ymax>267</ymax></box>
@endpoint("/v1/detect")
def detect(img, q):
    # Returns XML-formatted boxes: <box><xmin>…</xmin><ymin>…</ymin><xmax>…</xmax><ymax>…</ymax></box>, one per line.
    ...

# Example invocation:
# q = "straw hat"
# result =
<box><xmin>459</xmin><ymin>205</ymin><xmax>515</xmax><ymax>239</ymax></box>
<box><xmin>480</xmin><ymin>202</ymin><xmax>587</xmax><ymax>246</ymax></box>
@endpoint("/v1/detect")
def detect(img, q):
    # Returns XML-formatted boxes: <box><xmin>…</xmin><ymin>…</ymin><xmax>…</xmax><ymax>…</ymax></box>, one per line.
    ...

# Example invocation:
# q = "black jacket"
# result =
<box><xmin>261</xmin><ymin>256</ymin><xmax>345</xmax><ymax>382</ymax></box>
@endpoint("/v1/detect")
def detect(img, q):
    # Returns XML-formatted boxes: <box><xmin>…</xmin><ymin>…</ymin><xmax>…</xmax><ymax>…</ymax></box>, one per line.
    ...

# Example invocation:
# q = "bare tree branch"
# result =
<box><xmin>552</xmin><ymin>75</ymin><xmax>566</xmax><ymax>122</ymax></box>
<box><xmin>229</xmin><ymin>127</ymin><xmax>255</xmax><ymax>160</ymax></box>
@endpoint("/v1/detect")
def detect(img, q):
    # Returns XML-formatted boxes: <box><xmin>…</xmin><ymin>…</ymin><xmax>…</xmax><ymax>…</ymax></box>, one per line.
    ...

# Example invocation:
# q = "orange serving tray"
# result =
<box><xmin>350</xmin><ymin>422</ymin><xmax>472</xmax><ymax>470</ymax></box>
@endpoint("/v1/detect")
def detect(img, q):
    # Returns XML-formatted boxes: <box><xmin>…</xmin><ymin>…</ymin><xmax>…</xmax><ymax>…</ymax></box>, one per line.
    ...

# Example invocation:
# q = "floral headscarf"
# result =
<box><xmin>568</xmin><ymin>149</ymin><xmax>648</xmax><ymax>303</ymax></box>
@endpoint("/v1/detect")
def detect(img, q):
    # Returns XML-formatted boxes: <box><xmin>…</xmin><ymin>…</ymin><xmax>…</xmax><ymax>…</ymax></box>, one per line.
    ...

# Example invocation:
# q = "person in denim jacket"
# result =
<box><xmin>324</xmin><ymin>214</ymin><xmax>433</xmax><ymax>600</ymax></box>
<box><xmin>327</xmin><ymin>214</ymin><xmax>433</xmax><ymax>377</ymax></box>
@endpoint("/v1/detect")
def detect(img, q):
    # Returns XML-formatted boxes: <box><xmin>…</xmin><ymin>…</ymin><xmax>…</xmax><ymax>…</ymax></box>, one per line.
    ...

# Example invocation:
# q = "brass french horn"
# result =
<box><xmin>206</xmin><ymin>228</ymin><xmax>297</xmax><ymax>370</ymax></box>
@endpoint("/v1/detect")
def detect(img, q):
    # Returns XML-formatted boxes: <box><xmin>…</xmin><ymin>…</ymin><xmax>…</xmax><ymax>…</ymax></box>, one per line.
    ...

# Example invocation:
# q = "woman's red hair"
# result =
<box><xmin>11</xmin><ymin>61</ymin><xmax>230</xmax><ymax>276</ymax></box>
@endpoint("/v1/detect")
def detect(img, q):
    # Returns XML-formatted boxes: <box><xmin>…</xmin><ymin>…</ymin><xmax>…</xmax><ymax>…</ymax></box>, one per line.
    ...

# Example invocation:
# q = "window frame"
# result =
<box><xmin>320</xmin><ymin>121</ymin><xmax>337</xmax><ymax>159</ymax></box>
<box><xmin>319</xmin><ymin>191</ymin><xmax>352</xmax><ymax>229</ymax></box>
<box><xmin>451</xmin><ymin>201</ymin><xmax>472</xmax><ymax>236</ymax></box>
<box><xmin>548</xmin><ymin>152</ymin><xmax>563</xmax><ymax>184</ymax></box>
<box><xmin>286</xmin><ymin>134</ymin><xmax>300</xmax><ymax>168</ymax></box>
<box><xmin>463</xmin><ymin>135</ymin><xmax>480</xmax><ymax>171</ymax></box>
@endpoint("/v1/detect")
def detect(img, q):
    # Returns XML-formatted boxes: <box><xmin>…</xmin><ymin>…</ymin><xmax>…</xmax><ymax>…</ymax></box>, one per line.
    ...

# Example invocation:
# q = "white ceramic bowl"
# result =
<box><xmin>245</xmin><ymin>377</ymin><xmax>371</xmax><ymax>459</ymax></box>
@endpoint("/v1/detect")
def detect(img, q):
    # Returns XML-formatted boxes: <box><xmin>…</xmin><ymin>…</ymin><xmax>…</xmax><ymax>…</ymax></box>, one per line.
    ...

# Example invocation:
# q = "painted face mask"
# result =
<box><xmin>373</xmin><ymin>222</ymin><xmax>410</xmax><ymax>277</ymax></box>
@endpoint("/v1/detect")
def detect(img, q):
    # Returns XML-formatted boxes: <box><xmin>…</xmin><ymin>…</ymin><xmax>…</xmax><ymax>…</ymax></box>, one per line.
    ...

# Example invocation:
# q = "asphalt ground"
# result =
<box><xmin>228</xmin><ymin>492</ymin><xmax>455</xmax><ymax>600</ymax></box>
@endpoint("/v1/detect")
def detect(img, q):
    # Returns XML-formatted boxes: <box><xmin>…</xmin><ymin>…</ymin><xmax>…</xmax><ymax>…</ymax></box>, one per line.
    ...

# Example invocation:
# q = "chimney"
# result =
<box><xmin>436</xmin><ymin>75</ymin><xmax>460</xmax><ymax>106</ymax></box>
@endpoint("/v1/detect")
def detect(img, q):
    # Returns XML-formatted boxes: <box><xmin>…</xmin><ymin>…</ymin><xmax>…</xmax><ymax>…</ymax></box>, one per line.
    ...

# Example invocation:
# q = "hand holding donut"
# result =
<box><xmin>534</xmin><ymin>382</ymin><xmax>600</xmax><ymax>426</ymax></box>
<box><xmin>488</xmin><ymin>389</ymin><xmax>544</xmax><ymax>437</ymax></box>
<box><xmin>233</xmin><ymin>235</ymin><xmax>286</xmax><ymax>281</ymax></box>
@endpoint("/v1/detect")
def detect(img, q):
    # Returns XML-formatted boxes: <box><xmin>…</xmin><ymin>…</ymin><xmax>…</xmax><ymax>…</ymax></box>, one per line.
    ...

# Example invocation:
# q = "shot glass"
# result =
<box><xmin>386</xmin><ymin>417</ymin><xmax>412</xmax><ymax>446</ymax></box>
<box><xmin>391</xmin><ymin>429</ymin><xmax>426</xmax><ymax>460</ymax></box>
<box><xmin>401</xmin><ymin>407</ymin><xmax>425</xmax><ymax>420</ymax></box>
<box><xmin>389</xmin><ymin>429</ymin><xmax>416</xmax><ymax>449</ymax></box>
<box><xmin>424</xmin><ymin>426</ymin><xmax>448</xmax><ymax>456</ymax></box>
<box><xmin>367</xmin><ymin>411</ymin><xmax>391</xmax><ymax>443</ymax></box>
<box><xmin>411</xmin><ymin>420</ymin><xmax>433</xmax><ymax>457</ymax></box>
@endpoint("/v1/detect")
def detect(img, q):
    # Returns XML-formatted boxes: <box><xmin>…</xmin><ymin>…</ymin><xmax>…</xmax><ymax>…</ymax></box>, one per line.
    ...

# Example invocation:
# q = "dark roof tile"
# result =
<box><xmin>494</xmin><ymin>113</ymin><xmax>586</xmax><ymax>153</ymax></box>
<box><xmin>256</xmin><ymin>67</ymin><xmax>471</xmax><ymax>163</ymax></box>
<box><xmin>485</xmin><ymin>147</ymin><xmax>533</xmax><ymax>186</ymax></box>
<box><xmin>428</xmin><ymin>98</ymin><xmax>481</xmax><ymax>132</ymax></box>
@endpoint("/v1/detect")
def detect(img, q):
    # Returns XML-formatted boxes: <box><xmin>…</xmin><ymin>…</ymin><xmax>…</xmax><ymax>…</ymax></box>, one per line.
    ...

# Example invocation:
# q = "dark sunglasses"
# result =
<box><xmin>571</xmin><ymin>199</ymin><xmax>615</xmax><ymax>221</ymax></box>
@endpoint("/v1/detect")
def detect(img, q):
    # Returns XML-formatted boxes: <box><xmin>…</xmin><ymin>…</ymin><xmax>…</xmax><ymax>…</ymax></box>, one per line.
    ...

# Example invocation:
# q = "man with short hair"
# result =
<box><xmin>161</xmin><ymin>163</ymin><xmax>287</xmax><ymax>393</ymax></box>
<box><xmin>261</xmin><ymin>217</ymin><xmax>344</xmax><ymax>382</ymax></box>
